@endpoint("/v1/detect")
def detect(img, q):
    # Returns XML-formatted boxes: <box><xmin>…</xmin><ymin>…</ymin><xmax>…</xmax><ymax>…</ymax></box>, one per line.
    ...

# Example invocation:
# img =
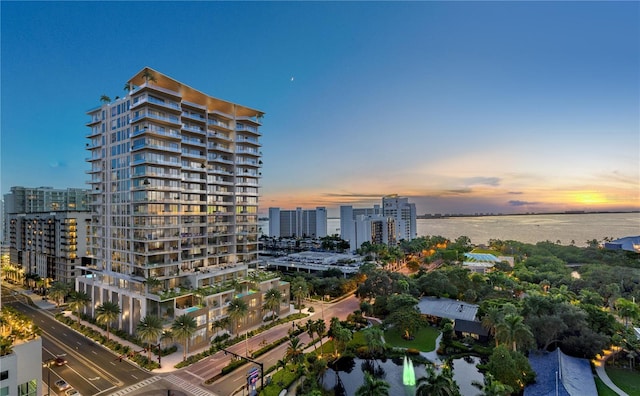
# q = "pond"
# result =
<box><xmin>322</xmin><ymin>356</ymin><xmax>428</xmax><ymax>396</ymax></box>
<box><xmin>321</xmin><ymin>355</ymin><xmax>484</xmax><ymax>396</ymax></box>
<box><xmin>452</xmin><ymin>356</ymin><xmax>484</xmax><ymax>396</ymax></box>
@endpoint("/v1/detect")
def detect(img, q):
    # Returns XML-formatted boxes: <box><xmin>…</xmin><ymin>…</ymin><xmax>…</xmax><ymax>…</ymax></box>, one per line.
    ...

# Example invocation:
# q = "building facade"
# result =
<box><xmin>340</xmin><ymin>195</ymin><xmax>416</xmax><ymax>251</ymax></box>
<box><xmin>79</xmin><ymin>68</ymin><xmax>288</xmax><ymax>348</ymax></box>
<box><xmin>268</xmin><ymin>207</ymin><xmax>327</xmax><ymax>238</ymax></box>
<box><xmin>4</xmin><ymin>187</ymin><xmax>91</xmax><ymax>286</ymax></box>
<box><xmin>382</xmin><ymin>194</ymin><xmax>417</xmax><ymax>241</ymax></box>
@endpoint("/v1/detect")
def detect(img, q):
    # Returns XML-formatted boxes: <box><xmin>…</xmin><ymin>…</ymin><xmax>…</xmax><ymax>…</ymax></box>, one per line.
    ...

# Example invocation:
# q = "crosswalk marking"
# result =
<box><xmin>106</xmin><ymin>375</ymin><xmax>217</xmax><ymax>396</ymax></box>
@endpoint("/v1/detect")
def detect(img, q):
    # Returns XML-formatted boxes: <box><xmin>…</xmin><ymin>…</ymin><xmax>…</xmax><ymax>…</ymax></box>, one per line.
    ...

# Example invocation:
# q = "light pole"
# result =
<box><xmin>42</xmin><ymin>359</ymin><xmax>55</xmax><ymax>396</ymax></box>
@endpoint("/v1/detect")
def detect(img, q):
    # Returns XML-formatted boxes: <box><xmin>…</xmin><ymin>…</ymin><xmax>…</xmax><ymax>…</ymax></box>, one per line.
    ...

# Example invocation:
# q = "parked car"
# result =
<box><xmin>54</xmin><ymin>380</ymin><xmax>70</xmax><ymax>391</ymax></box>
<box><xmin>65</xmin><ymin>389</ymin><xmax>81</xmax><ymax>396</ymax></box>
<box><xmin>54</xmin><ymin>357</ymin><xmax>67</xmax><ymax>366</ymax></box>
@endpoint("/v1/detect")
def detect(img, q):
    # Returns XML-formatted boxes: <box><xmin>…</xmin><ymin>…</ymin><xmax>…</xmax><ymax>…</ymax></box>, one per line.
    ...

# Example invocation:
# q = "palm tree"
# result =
<box><xmin>145</xmin><ymin>277</ymin><xmax>162</xmax><ymax>294</ymax></box>
<box><xmin>291</xmin><ymin>277</ymin><xmax>309</xmax><ymax>314</ymax></box>
<box><xmin>363</xmin><ymin>326</ymin><xmax>384</xmax><ymax>359</ymax></box>
<box><xmin>142</xmin><ymin>69</ymin><xmax>157</xmax><ymax>84</ymax></box>
<box><xmin>495</xmin><ymin>314</ymin><xmax>533</xmax><ymax>351</ymax></box>
<box><xmin>95</xmin><ymin>301</ymin><xmax>121</xmax><ymax>342</ymax></box>
<box><xmin>315</xmin><ymin>319</ymin><xmax>327</xmax><ymax>354</ymax></box>
<box><xmin>100</xmin><ymin>94</ymin><xmax>111</xmax><ymax>103</ymax></box>
<box><xmin>416</xmin><ymin>365</ymin><xmax>461</xmax><ymax>396</ymax></box>
<box><xmin>329</xmin><ymin>317</ymin><xmax>342</xmax><ymax>355</ymax></box>
<box><xmin>335</xmin><ymin>327</ymin><xmax>352</xmax><ymax>356</ymax></box>
<box><xmin>263</xmin><ymin>288</ymin><xmax>282</xmax><ymax>322</ymax></box>
<box><xmin>285</xmin><ymin>336</ymin><xmax>305</xmax><ymax>366</ymax></box>
<box><xmin>48</xmin><ymin>282</ymin><xmax>70</xmax><ymax>308</ymax></box>
<box><xmin>355</xmin><ymin>372</ymin><xmax>390</xmax><ymax>396</ymax></box>
<box><xmin>124</xmin><ymin>83</ymin><xmax>132</xmax><ymax>93</ymax></box>
<box><xmin>137</xmin><ymin>315</ymin><xmax>163</xmax><ymax>362</ymax></box>
<box><xmin>227</xmin><ymin>298</ymin><xmax>248</xmax><ymax>335</ymax></box>
<box><xmin>615</xmin><ymin>298</ymin><xmax>640</xmax><ymax>327</ymax></box>
<box><xmin>481</xmin><ymin>306</ymin><xmax>503</xmax><ymax>347</ymax></box>
<box><xmin>171</xmin><ymin>314</ymin><xmax>197</xmax><ymax>361</ymax></box>
<box><xmin>305</xmin><ymin>319</ymin><xmax>317</xmax><ymax>352</ymax></box>
<box><xmin>68</xmin><ymin>291</ymin><xmax>91</xmax><ymax>325</ymax></box>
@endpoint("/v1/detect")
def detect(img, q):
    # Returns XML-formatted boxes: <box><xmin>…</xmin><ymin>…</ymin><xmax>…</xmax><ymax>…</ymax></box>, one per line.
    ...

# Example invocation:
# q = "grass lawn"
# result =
<box><xmin>384</xmin><ymin>325</ymin><xmax>440</xmax><ymax>352</ymax></box>
<box><xmin>594</xmin><ymin>377</ymin><xmax>619</xmax><ymax>396</ymax></box>
<box><xmin>605</xmin><ymin>366</ymin><xmax>640</xmax><ymax>396</ymax></box>
<box><xmin>259</xmin><ymin>365</ymin><xmax>300</xmax><ymax>396</ymax></box>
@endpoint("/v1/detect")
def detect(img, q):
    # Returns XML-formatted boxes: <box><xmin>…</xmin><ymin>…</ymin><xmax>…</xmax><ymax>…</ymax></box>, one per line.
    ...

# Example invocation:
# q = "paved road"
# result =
<box><xmin>172</xmin><ymin>294</ymin><xmax>360</xmax><ymax>396</ymax></box>
<box><xmin>2</xmin><ymin>286</ymin><xmax>152</xmax><ymax>395</ymax></box>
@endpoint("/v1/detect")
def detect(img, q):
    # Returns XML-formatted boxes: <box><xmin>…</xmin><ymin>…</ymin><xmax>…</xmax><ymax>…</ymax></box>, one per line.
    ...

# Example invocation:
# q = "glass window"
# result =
<box><xmin>0</xmin><ymin>386</ymin><xmax>8</xmax><ymax>396</ymax></box>
<box><xmin>0</xmin><ymin>371</ymin><xmax>7</xmax><ymax>380</ymax></box>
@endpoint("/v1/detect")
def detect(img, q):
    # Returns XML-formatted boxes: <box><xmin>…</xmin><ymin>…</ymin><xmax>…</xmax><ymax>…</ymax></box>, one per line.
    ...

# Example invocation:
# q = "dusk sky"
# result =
<box><xmin>1</xmin><ymin>1</ymin><xmax>638</xmax><ymax>216</ymax></box>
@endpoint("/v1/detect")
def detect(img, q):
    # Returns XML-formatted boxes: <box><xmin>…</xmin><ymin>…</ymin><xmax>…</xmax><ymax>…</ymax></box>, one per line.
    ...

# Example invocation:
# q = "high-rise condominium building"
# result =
<box><xmin>382</xmin><ymin>194</ymin><xmax>417</xmax><ymax>241</ymax></box>
<box><xmin>79</xmin><ymin>68</ymin><xmax>288</xmax><ymax>348</ymax></box>
<box><xmin>268</xmin><ymin>207</ymin><xmax>327</xmax><ymax>238</ymax></box>
<box><xmin>340</xmin><ymin>195</ymin><xmax>416</xmax><ymax>251</ymax></box>
<box><xmin>4</xmin><ymin>186</ymin><xmax>91</xmax><ymax>286</ymax></box>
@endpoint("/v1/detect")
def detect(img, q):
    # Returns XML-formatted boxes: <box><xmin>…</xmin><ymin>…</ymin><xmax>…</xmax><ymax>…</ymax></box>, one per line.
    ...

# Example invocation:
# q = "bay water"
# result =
<box><xmin>260</xmin><ymin>212</ymin><xmax>639</xmax><ymax>247</ymax></box>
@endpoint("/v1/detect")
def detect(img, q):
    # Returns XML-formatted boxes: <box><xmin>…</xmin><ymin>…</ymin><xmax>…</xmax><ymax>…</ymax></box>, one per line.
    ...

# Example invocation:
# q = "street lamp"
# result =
<box><xmin>42</xmin><ymin>359</ymin><xmax>55</xmax><ymax>396</ymax></box>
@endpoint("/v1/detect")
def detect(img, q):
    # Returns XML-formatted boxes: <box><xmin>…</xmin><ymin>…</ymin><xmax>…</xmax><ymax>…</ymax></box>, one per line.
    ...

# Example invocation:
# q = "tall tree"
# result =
<box><xmin>615</xmin><ymin>298</ymin><xmax>640</xmax><ymax>327</ymax></box>
<box><xmin>355</xmin><ymin>372</ymin><xmax>390</xmax><ymax>396</ymax></box>
<box><xmin>291</xmin><ymin>277</ymin><xmax>309</xmax><ymax>314</ymax></box>
<box><xmin>68</xmin><ymin>290</ymin><xmax>91</xmax><ymax>326</ymax></box>
<box><xmin>171</xmin><ymin>314</ymin><xmax>197</xmax><ymax>361</ymax></box>
<box><xmin>263</xmin><ymin>288</ymin><xmax>282</xmax><ymax>322</ymax></box>
<box><xmin>137</xmin><ymin>315</ymin><xmax>163</xmax><ymax>362</ymax></box>
<box><xmin>227</xmin><ymin>298</ymin><xmax>249</xmax><ymax>335</ymax></box>
<box><xmin>495</xmin><ymin>314</ymin><xmax>533</xmax><ymax>351</ymax></box>
<box><xmin>100</xmin><ymin>94</ymin><xmax>111</xmax><ymax>103</ymax></box>
<box><xmin>48</xmin><ymin>282</ymin><xmax>71</xmax><ymax>308</ymax></box>
<box><xmin>95</xmin><ymin>301</ymin><xmax>121</xmax><ymax>342</ymax></box>
<box><xmin>305</xmin><ymin>320</ymin><xmax>318</xmax><ymax>352</ymax></box>
<box><xmin>315</xmin><ymin>319</ymin><xmax>327</xmax><ymax>354</ymax></box>
<box><xmin>363</xmin><ymin>326</ymin><xmax>385</xmax><ymax>359</ymax></box>
<box><xmin>481</xmin><ymin>306</ymin><xmax>504</xmax><ymax>347</ymax></box>
<box><xmin>285</xmin><ymin>336</ymin><xmax>305</xmax><ymax>366</ymax></box>
<box><xmin>416</xmin><ymin>365</ymin><xmax>461</xmax><ymax>396</ymax></box>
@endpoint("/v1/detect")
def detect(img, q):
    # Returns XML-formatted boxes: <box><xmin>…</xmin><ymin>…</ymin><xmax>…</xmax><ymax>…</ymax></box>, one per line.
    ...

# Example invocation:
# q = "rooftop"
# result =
<box><xmin>417</xmin><ymin>296</ymin><xmax>479</xmax><ymax>321</ymax></box>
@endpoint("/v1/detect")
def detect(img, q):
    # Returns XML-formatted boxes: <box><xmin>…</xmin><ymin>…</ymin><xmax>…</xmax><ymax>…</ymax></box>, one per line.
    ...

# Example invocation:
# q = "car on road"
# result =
<box><xmin>54</xmin><ymin>357</ymin><xmax>67</xmax><ymax>366</ymax></box>
<box><xmin>65</xmin><ymin>389</ymin><xmax>81</xmax><ymax>396</ymax></box>
<box><xmin>54</xmin><ymin>380</ymin><xmax>70</xmax><ymax>391</ymax></box>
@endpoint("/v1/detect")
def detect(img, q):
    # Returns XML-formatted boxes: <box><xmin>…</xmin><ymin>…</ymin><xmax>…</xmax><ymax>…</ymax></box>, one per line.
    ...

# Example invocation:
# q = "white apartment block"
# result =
<box><xmin>0</xmin><ymin>337</ymin><xmax>41</xmax><ymax>396</ymax></box>
<box><xmin>340</xmin><ymin>195</ymin><xmax>416</xmax><ymax>251</ymax></box>
<box><xmin>79</xmin><ymin>68</ymin><xmax>288</xmax><ymax>348</ymax></box>
<box><xmin>268</xmin><ymin>207</ymin><xmax>327</xmax><ymax>238</ymax></box>
<box><xmin>382</xmin><ymin>194</ymin><xmax>417</xmax><ymax>241</ymax></box>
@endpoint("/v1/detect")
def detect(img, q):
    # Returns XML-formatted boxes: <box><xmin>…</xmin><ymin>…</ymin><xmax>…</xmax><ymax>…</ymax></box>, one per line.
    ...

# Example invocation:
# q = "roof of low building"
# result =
<box><xmin>454</xmin><ymin>319</ymin><xmax>489</xmax><ymax>336</ymax></box>
<box><xmin>604</xmin><ymin>236</ymin><xmax>640</xmax><ymax>253</ymax></box>
<box><xmin>417</xmin><ymin>296</ymin><xmax>479</xmax><ymax>321</ymax></box>
<box><xmin>524</xmin><ymin>348</ymin><xmax>597</xmax><ymax>396</ymax></box>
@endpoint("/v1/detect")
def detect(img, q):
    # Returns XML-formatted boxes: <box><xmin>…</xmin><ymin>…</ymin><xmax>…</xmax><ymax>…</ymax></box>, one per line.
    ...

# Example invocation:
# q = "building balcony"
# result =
<box><xmin>182</xmin><ymin>124</ymin><xmax>206</xmax><ymax>134</ymax></box>
<box><xmin>138</xmin><ymin>82</ymin><xmax>182</xmax><ymax>100</ymax></box>
<box><xmin>207</xmin><ymin>130</ymin><xmax>232</xmax><ymax>141</ymax></box>
<box><xmin>181</xmin><ymin>112</ymin><xmax>207</xmax><ymax>123</ymax></box>
<box><xmin>131</xmin><ymin>112</ymin><xmax>181</xmax><ymax>127</ymax></box>
<box><xmin>131</xmin><ymin>142</ymin><xmax>181</xmax><ymax>153</ymax></box>
<box><xmin>132</xmin><ymin>126</ymin><xmax>181</xmax><ymax>140</ymax></box>
<box><xmin>182</xmin><ymin>137</ymin><xmax>206</xmax><ymax>147</ymax></box>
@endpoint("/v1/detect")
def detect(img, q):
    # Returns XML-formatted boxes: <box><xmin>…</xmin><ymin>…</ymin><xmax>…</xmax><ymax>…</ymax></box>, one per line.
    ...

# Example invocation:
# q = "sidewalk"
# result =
<box><xmin>594</xmin><ymin>348</ymin><xmax>629</xmax><ymax>396</ymax></box>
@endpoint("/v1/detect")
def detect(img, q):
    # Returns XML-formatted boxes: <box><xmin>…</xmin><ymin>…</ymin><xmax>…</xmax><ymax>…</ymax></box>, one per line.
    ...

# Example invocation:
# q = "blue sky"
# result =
<box><xmin>1</xmin><ymin>1</ymin><xmax>638</xmax><ymax>216</ymax></box>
